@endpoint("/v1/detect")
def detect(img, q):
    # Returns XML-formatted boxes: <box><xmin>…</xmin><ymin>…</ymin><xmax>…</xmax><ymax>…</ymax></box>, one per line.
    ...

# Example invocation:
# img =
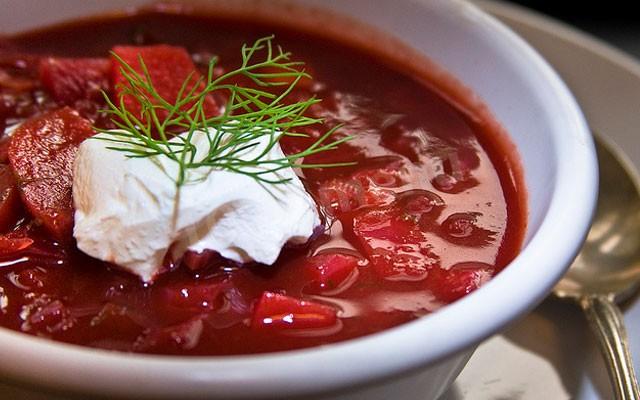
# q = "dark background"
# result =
<box><xmin>506</xmin><ymin>1</ymin><xmax>640</xmax><ymax>58</ymax></box>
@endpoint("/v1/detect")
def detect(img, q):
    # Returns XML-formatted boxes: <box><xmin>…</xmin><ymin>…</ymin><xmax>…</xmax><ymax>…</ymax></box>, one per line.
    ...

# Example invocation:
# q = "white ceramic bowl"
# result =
<box><xmin>0</xmin><ymin>1</ymin><xmax>597</xmax><ymax>399</ymax></box>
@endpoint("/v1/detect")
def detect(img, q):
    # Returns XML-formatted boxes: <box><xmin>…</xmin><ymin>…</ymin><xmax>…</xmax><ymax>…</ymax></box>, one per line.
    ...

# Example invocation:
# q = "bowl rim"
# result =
<box><xmin>0</xmin><ymin>0</ymin><xmax>598</xmax><ymax>398</ymax></box>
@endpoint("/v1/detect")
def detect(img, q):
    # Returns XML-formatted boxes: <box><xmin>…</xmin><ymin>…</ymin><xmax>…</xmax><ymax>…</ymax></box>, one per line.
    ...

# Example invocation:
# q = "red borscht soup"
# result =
<box><xmin>0</xmin><ymin>7</ymin><xmax>525</xmax><ymax>355</ymax></box>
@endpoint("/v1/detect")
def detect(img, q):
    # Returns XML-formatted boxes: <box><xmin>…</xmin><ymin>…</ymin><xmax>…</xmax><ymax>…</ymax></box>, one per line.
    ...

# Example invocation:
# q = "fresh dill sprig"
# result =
<box><xmin>94</xmin><ymin>35</ymin><xmax>354</xmax><ymax>187</ymax></box>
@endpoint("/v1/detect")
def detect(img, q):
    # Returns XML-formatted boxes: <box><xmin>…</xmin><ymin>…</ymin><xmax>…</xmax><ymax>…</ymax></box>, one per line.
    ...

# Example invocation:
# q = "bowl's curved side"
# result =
<box><xmin>0</xmin><ymin>0</ymin><xmax>597</xmax><ymax>399</ymax></box>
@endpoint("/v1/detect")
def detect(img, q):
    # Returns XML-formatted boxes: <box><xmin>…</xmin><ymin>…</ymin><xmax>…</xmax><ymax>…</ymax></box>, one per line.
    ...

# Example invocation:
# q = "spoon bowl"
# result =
<box><xmin>555</xmin><ymin>135</ymin><xmax>640</xmax><ymax>300</ymax></box>
<box><xmin>554</xmin><ymin>133</ymin><xmax>640</xmax><ymax>399</ymax></box>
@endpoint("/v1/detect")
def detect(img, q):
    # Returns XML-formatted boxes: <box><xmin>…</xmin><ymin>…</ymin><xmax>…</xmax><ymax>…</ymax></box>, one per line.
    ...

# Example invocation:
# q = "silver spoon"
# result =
<box><xmin>554</xmin><ymin>133</ymin><xmax>640</xmax><ymax>399</ymax></box>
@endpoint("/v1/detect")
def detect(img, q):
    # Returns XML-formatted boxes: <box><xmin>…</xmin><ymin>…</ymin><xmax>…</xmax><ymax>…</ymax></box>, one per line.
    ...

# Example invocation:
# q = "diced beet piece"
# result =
<box><xmin>352</xmin><ymin>205</ymin><xmax>438</xmax><ymax>281</ymax></box>
<box><xmin>134</xmin><ymin>317</ymin><xmax>204</xmax><ymax>352</ymax></box>
<box><xmin>353</xmin><ymin>206</ymin><xmax>417</xmax><ymax>243</ymax></box>
<box><xmin>0</xmin><ymin>164</ymin><xmax>21</xmax><ymax>231</ymax></box>
<box><xmin>111</xmin><ymin>45</ymin><xmax>219</xmax><ymax>121</ymax></box>
<box><xmin>316</xmin><ymin>178</ymin><xmax>394</xmax><ymax>216</ymax></box>
<box><xmin>155</xmin><ymin>279</ymin><xmax>228</xmax><ymax>323</ymax></box>
<box><xmin>305</xmin><ymin>253</ymin><xmax>360</xmax><ymax>292</ymax></box>
<box><xmin>315</xmin><ymin>158</ymin><xmax>406</xmax><ymax>216</ymax></box>
<box><xmin>38</xmin><ymin>57</ymin><xmax>110</xmax><ymax>106</ymax></box>
<box><xmin>428</xmin><ymin>262</ymin><xmax>494</xmax><ymax>303</ymax></box>
<box><xmin>360</xmin><ymin>189</ymin><xmax>396</xmax><ymax>208</ymax></box>
<box><xmin>0</xmin><ymin>235</ymin><xmax>33</xmax><ymax>255</ymax></box>
<box><xmin>8</xmin><ymin>107</ymin><xmax>94</xmax><ymax>240</ymax></box>
<box><xmin>366</xmin><ymin>247</ymin><xmax>430</xmax><ymax>281</ymax></box>
<box><xmin>251</xmin><ymin>292</ymin><xmax>338</xmax><ymax>330</ymax></box>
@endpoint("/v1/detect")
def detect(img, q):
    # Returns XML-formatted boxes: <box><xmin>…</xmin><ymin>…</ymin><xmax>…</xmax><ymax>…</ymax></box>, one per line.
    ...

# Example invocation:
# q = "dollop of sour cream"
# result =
<box><xmin>72</xmin><ymin>129</ymin><xmax>321</xmax><ymax>282</ymax></box>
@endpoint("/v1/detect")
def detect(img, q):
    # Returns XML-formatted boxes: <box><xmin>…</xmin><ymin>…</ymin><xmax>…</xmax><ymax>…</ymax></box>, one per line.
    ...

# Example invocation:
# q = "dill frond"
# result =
<box><xmin>95</xmin><ymin>35</ymin><xmax>354</xmax><ymax>187</ymax></box>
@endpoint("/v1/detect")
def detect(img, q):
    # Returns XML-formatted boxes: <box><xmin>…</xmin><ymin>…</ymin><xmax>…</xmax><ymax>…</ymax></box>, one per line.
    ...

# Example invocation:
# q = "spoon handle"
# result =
<box><xmin>581</xmin><ymin>295</ymin><xmax>640</xmax><ymax>400</ymax></box>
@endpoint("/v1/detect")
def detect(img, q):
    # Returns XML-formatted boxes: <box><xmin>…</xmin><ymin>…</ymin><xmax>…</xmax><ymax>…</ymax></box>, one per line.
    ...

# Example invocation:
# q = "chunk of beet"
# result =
<box><xmin>39</xmin><ymin>57</ymin><xmax>110</xmax><ymax>108</ymax></box>
<box><xmin>8</xmin><ymin>107</ymin><xmax>94</xmax><ymax>240</ymax></box>
<box><xmin>251</xmin><ymin>292</ymin><xmax>338</xmax><ymax>330</ymax></box>
<box><xmin>305</xmin><ymin>253</ymin><xmax>360</xmax><ymax>292</ymax></box>
<box><xmin>155</xmin><ymin>279</ymin><xmax>228</xmax><ymax>323</ymax></box>
<box><xmin>111</xmin><ymin>45</ymin><xmax>219</xmax><ymax>122</ymax></box>
<box><xmin>428</xmin><ymin>262</ymin><xmax>494</xmax><ymax>303</ymax></box>
<box><xmin>0</xmin><ymin>235</ymin><xmax>33</xmax><ymax>255</ymax></box>
<box><xmin>352</xmin><ymin>206</ymin><xmax>417</xmax><ymax>244</ymax></box>
<box><xmin>315</xmin><ymin>160</ymin><xmax>405</xmax><ymax>216</ymax></box>
<box><xmin>352</xmin><ymin>205</ymin><xmax>438</xmax><ymax>281</ymax></box>
<box><xmin>0</xmin><ymin>164</ymin><xmax>21</xmax><ymax>231</ymax></box>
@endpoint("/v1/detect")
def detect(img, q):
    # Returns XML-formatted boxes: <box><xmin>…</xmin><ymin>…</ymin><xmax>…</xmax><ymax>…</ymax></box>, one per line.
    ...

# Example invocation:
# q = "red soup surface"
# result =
<box><xmin>0</xmin><ymin>9</ymin><xmax>526</xmax><ymax>355</ymax></box>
